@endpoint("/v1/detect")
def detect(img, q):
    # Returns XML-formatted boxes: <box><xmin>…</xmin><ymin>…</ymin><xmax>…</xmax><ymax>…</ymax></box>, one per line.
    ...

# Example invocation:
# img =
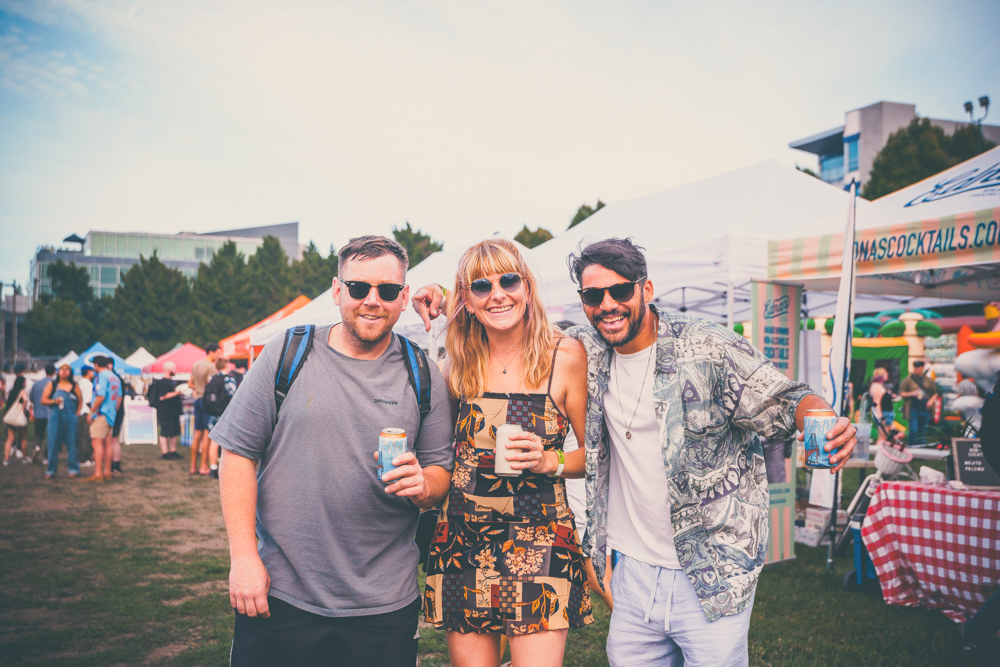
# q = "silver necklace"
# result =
<box><xmin>491</xmin><ymin>338</ymin><xmax>521</xmax><ymax>374</ymax></box>
<box><xmin>613</xmin><ymin>343</ymin><xmax>655</xmax><ymax>440</ymax></box>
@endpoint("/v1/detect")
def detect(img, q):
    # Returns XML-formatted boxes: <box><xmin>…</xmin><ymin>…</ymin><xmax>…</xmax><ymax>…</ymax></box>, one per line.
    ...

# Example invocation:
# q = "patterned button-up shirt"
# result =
<box><xmin>568</xmin><ymin>306</ymin><xmax>813</xmax><ymax>621</ymax></box>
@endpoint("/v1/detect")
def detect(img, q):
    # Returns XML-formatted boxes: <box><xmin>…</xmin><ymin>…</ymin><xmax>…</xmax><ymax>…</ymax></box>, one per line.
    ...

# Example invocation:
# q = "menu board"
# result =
<box><xmin>122</xmin><ymin>398</ymin><xmax>159</xmax><ymax>445</ymax></box>
<box><xmin>951</xmin><ymin>438</ymin><xmax>1000</xmax><ymax>489</ymax></box>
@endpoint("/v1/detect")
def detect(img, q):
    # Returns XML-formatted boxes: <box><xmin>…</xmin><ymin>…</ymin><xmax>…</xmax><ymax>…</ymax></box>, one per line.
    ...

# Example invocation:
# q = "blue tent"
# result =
<box><xmin>70</xmin><ymin>342</ymin><xmax>143</xmax><ymax>375</ymax></box>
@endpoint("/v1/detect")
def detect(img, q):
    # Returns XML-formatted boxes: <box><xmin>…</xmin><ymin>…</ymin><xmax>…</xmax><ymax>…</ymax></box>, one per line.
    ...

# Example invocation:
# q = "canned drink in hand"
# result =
<box><xmin>804</xmin><ymin>409</ymin><xmax>838</xmax><ymax>469</ymax></box>
<box><xmin>378</xmin><ymin>428</ymin><xmax>407</xmax><ymax>481</ymax></box>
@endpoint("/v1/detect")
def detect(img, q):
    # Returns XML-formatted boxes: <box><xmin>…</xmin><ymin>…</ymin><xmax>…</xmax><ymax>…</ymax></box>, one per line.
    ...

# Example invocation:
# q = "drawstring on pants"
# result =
<box><xmin>641</xmin><ymin>563</ymin><xmax>676</xmax><ymax>632</ymax></box>
<box><xmin>642</xmin><ymin>566</ymin><xmax>660</xmax><ymax>623</ymax></box>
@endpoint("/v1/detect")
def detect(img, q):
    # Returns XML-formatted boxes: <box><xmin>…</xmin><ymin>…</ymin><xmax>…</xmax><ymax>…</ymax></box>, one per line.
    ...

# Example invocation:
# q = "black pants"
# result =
<box><xmin>231</xmin><ymin>596</ymin><xmax>420</xmax><ymax>667</ymax></box>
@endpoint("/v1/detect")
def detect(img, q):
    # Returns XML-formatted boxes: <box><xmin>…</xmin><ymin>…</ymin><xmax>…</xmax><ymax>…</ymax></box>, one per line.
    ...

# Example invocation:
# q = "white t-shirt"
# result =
<box><xmin>605</xmin><ymin>342</ymin><xmax>681</xmax><ymax>569</ymax></box>
<box><xmin>562</xmin><ymin>429</ymin><xmax>588</xmax><ymax>542</ymax></box>
<box><xmin>77</xmin><ymin>377</ymin><xmax>94</xmax><ymax>414</ymax></box>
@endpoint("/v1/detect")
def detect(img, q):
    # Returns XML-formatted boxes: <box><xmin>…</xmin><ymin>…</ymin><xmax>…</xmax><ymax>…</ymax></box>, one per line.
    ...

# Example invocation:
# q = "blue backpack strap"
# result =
<box><xmin>274</xmin><ymin>324</ymin><xmax>315</xmax><ymax>414</ymax></box>
<box><xmin>398</xmin><ymin>334</ymin><xmax>432</xmax><ymax>421</ymax></box>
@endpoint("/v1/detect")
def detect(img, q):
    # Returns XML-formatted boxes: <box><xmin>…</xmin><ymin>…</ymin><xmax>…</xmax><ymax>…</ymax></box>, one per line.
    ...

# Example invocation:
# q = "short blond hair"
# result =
<box><xmin>872</xmin><ymin>368</ymin><xmax>888</xmax><ymax>382</ymax></box>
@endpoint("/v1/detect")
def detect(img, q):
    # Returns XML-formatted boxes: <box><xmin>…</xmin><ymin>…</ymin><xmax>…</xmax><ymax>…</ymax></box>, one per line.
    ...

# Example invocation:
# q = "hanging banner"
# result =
<box><xmin>750</xmin><ymin>281</ymin><xmax>803</xmax><ymax>381</ymax></box>
<box><xmin>751</xmin><ymin>280</ymin><xmax>803</xmax><ymax>565</ymax></box>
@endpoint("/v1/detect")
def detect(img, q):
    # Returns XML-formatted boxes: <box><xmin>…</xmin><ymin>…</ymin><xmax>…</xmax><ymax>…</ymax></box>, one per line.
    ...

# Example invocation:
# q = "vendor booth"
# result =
<box><xmin>767</xmin><ymin>148</ymin><xmax>1000</xmax><ymax>626</ymax></box>
<box><xmin>144</xmin><ymin>343</ymin><xmax>206</xmax><ymax>375</ymax></box>
<box><xmin>70</xmin><ymin>342</ymin><xmax>142</xmax><ymax>375</ymax></box>
<box><xmin>768</xmin><ymin>145</ymin><xmax>1000</xmax><ymax>301</ymax></box>
<box><xmin>219</xmin><ymin>295</ymin><xmax>311</xmax><ymax>360</ymax></box>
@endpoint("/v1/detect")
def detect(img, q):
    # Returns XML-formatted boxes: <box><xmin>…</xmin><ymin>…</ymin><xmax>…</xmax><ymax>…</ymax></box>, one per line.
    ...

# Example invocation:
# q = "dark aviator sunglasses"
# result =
<box><xmin>577</xmin><ymin>278</ymin><xmax>646</xmax><ymax>307</ymax></box>
<box><xmin>342</xmin><ymin>280</ymin><xmax>405</xmax><ymax>302</ymax></box>
<box><xmin>468</xmin><ymin>272</ymin><xmax>522</xmax><ymax>298</ymax></box>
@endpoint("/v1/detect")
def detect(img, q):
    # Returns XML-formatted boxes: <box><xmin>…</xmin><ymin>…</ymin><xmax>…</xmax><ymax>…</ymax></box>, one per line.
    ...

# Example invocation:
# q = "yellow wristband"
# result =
<box><xmin>547</xmin><ymin>449</ymin><xmax>565</xmax><ymax>478</ymax></box>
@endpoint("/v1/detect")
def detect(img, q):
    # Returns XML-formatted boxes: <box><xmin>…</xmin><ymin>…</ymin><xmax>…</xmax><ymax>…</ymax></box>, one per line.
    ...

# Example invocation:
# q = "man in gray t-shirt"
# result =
<box><xmin>215</xmin><ymin>235</ymin><xmax>454</xmax><ymax>667</ymax></box>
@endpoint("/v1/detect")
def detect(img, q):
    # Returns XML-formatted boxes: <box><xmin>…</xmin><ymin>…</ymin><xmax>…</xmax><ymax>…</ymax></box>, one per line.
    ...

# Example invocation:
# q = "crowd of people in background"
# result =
<box><xmin>1</xmin><ymin>344</ymin><xmax>244</xmax><ymax>482</ymax></box>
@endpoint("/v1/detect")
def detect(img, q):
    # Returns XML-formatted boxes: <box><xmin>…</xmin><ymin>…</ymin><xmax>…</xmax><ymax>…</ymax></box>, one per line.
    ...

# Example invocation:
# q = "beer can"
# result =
<box><xmin>378</xmin><ymin>428</ymin><xmax>407</xmax><ymax>481</ymax></box>
<box><xmin>804</xmin><ymin>409</ymin><xmax>838</xmax><ymax>469</ymax></box>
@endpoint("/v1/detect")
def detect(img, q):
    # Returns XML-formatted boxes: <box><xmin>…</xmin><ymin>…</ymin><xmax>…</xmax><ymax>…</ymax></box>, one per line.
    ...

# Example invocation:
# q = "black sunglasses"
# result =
<box><xmin>577</xmin><ymin>278</ymin><xmax>645</xmax><ymax>308</ymax></box>
<box><xmin>342</xmin><ymin>280</ymin><xmax>405</xmax><ymax>302</ymax></box>
<box><xmin>469</xmin><ymin>273</ymin><xmax>522</xmax><ymax>298</ymax></box>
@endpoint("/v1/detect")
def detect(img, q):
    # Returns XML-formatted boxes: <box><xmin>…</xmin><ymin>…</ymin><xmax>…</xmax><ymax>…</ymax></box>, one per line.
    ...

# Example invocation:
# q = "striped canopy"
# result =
<box><xmin>768</xmin><ymin>146</ymin><xmax>1000</xmax><ymax>300</ymax></box>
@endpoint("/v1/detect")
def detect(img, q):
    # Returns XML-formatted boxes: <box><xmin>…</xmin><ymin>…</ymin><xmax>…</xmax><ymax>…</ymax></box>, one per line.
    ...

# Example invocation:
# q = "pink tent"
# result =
<box><xmin>144</xmin><ymin>343</ymin><xmax>207</xmax><ymax>374</ymax></box>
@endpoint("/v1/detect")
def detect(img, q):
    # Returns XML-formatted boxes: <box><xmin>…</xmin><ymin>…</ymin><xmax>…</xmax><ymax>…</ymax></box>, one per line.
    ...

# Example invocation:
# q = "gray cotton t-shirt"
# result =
<box><xmin>211</xmin><ymin>325</ymin><xmax>455</xmax><ymax>617</ymax></box>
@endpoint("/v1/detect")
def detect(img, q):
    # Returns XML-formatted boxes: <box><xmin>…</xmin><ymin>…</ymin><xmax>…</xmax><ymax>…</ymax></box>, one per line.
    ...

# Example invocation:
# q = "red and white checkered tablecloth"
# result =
<box><xmin>861</xmin><ymin>481</ymin><xmax>1000</xmax><ymax>622</ymax></box>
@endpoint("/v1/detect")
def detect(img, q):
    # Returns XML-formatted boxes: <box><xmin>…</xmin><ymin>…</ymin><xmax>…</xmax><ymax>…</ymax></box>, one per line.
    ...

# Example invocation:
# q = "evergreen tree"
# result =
<box><xmin>22</xmin><ymin>260</ymin><xmax>102</xmax><ymax>356</ymax></box>
<box><xmin>862</xmin><ymin>118</ymin><xmax>996</xmax><ymax>199</ymax></box>
<box><xmin>568</xmin><ymin>200</ymin><xmax>605</xmax><ymax>229</ymax></box>
<box><xmin>392</xmin><ymin>223</ymin><xmax>443</xmax><ymax>267</ymax></box>
<box><xmin>513</xmin><ymin>225</ymin><xmax>554</xmax><ymax>248</ymax></box>
<box><xmin>189</xmin><ymin>242</ymin><xmax>254</xmax><ymax>347</ymax></box>
<box><xmin>21</xmin><ymin>295</ymin><xmax>95</xmax><ymax>356</ymax></box>
<box><xmin>246</xmin><ymin>236</ymin><xmax>294</xmax><ymax>321</ymax></box>
<box><xmin>101</xmin><ymin>254</ymin><xmax>192</xmax><ymax>356</ymax></box>
<box><xmin>291</xmin><ymin>242</ymin><xmax>338</xmax><ymax>298</ymax></box>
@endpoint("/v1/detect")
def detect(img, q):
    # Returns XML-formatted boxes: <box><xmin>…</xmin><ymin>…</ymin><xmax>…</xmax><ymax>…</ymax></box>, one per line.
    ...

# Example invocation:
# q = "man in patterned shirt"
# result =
<box><xmin>414</xmin><ymin>237</ymin><xmax>856</xmax><ymax>666</ymax></box>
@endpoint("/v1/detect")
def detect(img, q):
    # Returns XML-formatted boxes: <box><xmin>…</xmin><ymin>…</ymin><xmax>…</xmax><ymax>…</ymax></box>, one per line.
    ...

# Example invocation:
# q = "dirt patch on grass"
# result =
<box><xmin>144</xmin><ymin>642</ymin><xmax>193</xmax><ymax>663</ymax></box>
<box><xmin>0</xmin><ymin>443</ymin><xmax>233</xmax><ymax>665</ymax></box>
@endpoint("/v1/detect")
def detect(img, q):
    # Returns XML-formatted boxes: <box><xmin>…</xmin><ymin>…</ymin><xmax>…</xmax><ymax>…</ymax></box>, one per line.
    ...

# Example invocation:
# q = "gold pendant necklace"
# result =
<box><xmin>613</xmin><ymin>343</ymin><xmax>655</xmax><ymax>440</ymax></box>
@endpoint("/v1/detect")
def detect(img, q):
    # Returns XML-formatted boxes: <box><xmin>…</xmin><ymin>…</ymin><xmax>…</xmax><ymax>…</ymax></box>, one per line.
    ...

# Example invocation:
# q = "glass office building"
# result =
<box><xmin>30</xmin><ymin>223</ymin><xmax>301</xmax><ymax>304</ymax></box>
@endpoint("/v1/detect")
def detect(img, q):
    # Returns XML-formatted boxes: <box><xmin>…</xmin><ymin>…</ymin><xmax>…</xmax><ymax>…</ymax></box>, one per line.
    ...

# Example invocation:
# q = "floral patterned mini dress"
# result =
<box><xmin>423</xmin><ymin>343</ymin><xmax>594</xmax><ymax>636</ymax></box>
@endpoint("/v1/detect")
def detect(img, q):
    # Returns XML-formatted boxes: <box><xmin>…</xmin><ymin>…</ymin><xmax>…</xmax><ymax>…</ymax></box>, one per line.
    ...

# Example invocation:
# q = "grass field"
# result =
<box><xmin>0</xmin><ymin>433</ymin><xmax>977</xmax><ymax>666</ymax></box>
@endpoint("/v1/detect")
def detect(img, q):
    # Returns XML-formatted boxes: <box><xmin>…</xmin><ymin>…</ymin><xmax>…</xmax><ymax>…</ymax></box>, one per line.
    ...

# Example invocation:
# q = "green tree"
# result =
<box><xmin>188</xmin><ymin>242</ymin><xmax>254</xmax><ymax>347</ymax></box>
<box><xmin>392</xmin><ymin>223</ymin><xmax>443</xmax><ymax>268</ymax></box>
<box><xmin>246</xmin><ymin>236</ymin><xmax>294</xmax><ymax>321</ymax></box>
<box><xmin>797</xmin><ymin>166</ymin><xmax>821</xmax><ymax>179</ymax></box>
<box><xmin>21</xmin><ymin>295</ymin><xmax>95</xmax><ymax>356</ymax></box>
<box><xmin>862</xmin><ymin>118</ymin><xmax>997</xmax><ymax>200</ymax></box>
<box><xmin>291</xmin><ymin>242</ymin><xmax>338</xmax><ymax>298</ymax></box>
<box><xmin>513</xmin><ymin>225</ymin><xmax>554</xmax><ymax>248</ymax></box>
<box><xmin>567</xmin><ymin>200</ymin><xmax>605</xmax><ymax>230</ymax></box>
<box><xmin>22</xmin><ymin>260</ymin><xmax>104</xmax><ymax>356</ymax></box>
<box><xmin>101</xmin><ymin>255</ymin><xmax>192</xmax><ymax>356</ymax></box>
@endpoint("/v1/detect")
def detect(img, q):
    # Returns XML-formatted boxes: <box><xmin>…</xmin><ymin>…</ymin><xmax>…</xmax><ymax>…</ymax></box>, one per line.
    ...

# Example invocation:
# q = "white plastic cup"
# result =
<box><xmin>494</xmin><ymin>424</ymin><xmax>523</xmax><ymax>477</ymax></box>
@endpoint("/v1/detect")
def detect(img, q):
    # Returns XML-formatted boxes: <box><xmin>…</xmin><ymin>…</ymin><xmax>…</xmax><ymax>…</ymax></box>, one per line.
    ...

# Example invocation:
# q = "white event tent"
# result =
<box><xmin>530</xmin><ymin>160</ymin><xmax>965</xmax><ymax>323</ymax></box>
<box><xmin>54</xmin><ymin>351</ymin><xmax>78</xmax><ymax>367</ymax></box>
<box><xmin>124</xmin><ymin>347</ymin><xmax>158</xmax><ymax>370</ymax></box>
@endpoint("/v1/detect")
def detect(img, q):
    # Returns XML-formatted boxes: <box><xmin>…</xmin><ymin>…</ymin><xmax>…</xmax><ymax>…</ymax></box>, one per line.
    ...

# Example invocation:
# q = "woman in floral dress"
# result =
<box><xmin>423</xmin><ymin>239</ymin><xmax>593</xmax><ymax>667</ymax></box>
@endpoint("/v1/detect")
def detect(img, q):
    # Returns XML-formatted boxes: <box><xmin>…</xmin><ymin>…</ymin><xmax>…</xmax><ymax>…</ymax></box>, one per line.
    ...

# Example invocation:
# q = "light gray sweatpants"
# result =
<box><xmin>607</xmin><ymin>554</ymin><xmax>755</xmax><ymax>666</ymax></box>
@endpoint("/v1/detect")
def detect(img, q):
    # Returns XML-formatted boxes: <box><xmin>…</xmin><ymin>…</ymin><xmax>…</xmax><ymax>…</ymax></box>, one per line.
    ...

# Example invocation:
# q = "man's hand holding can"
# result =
<box><xmin>375</xmin><ymin>451</ymin><xmax>430</xmax><ymax>503</ymax></box>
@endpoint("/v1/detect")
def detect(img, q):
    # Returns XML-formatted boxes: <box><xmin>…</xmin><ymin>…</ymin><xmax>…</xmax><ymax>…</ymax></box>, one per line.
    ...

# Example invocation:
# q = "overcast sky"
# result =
<box><xmin>1</xmin><ymin>0</ymin><xmax>997</xmax><ymax>288</ymax></box>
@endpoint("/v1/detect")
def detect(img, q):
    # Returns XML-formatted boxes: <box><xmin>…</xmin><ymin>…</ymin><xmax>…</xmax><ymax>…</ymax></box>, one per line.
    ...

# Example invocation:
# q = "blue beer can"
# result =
<box><xmin>804</xmin><ymin>409</ymin><xmax>838</xmax><ymax>469</ymax></box>
<box><xmin>378</xmin><ymin>428</ymin><xmax>407</xmax><ymax>481</ymax></box>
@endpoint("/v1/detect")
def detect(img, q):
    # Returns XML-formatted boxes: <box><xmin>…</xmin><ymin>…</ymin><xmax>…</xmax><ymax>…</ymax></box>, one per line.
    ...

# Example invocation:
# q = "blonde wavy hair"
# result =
<box><xmin>446</xmin><ymin>239</ymin><xmax>554</xmax><ymax>399</ymax></box>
